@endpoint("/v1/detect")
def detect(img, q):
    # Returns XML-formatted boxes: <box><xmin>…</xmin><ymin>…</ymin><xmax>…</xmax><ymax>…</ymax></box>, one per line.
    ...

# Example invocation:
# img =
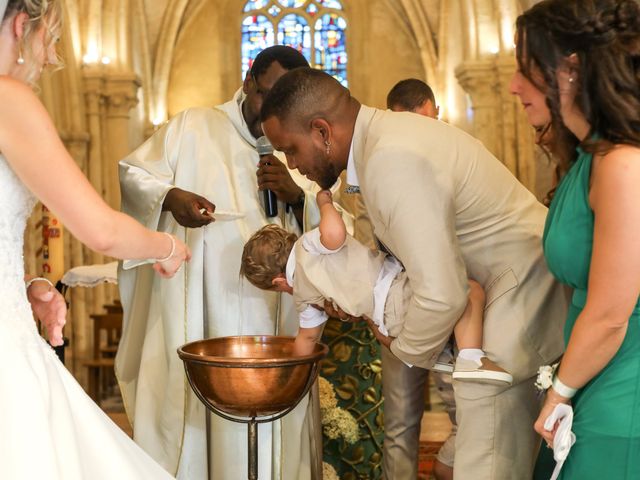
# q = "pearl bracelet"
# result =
<box><xmin>156</xmin><ymin>232</ymin><xmax>176</xmax><ymax>262</ymax></box>
<box><xmin>552</xmin><ymin>375</ymin><xmax>578</xmax><ymax>399</ymax></box>
<box><xmin>26</xmin><ymin>277</ymin><xmax>54</xmax><ymax>290</ymax></box>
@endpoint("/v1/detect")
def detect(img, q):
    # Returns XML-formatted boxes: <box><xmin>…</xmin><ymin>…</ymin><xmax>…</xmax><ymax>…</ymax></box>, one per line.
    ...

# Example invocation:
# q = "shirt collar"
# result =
<box><xmin>345</xmin><ymin>141</ymin><xmax>358</xmax><ymax>187</ymax></box>
<box><xmin>285</xmin><ymin>247</ymin><xmax>296</xmax><ymax>287</ymax></box>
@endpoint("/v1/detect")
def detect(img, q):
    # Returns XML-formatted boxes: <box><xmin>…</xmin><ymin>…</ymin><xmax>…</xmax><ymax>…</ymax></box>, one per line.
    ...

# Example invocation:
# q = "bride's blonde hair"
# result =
<box><xmin>2</xmin><ymin>0</ymin><xmax>62</xmax><ymax>84</ymax></box>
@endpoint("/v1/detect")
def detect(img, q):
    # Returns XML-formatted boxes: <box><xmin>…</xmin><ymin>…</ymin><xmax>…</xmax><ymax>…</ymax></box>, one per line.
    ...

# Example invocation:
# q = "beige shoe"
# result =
<box><xmin>452</xmin><ymin>357</ymin><xmax>513</xmax><ymax>385</ymax></box>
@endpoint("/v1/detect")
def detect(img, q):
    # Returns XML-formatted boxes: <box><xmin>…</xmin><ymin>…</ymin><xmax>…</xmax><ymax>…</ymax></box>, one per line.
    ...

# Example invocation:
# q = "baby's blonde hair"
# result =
<box><xmin>240</xmin><ymin>224</ymin><xmax>297</xmax><ymax>290</ymax></box>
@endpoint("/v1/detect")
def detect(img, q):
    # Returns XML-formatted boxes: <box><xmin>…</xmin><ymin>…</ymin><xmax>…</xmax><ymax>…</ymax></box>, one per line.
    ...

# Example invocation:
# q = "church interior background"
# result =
<box><xmin>25</xmin><ymin>0</ymin><xmax>548</xmax><ymax>477</ymax></box>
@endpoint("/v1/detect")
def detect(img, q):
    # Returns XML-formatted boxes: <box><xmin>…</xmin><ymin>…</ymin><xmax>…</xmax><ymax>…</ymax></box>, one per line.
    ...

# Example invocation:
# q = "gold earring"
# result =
<box><xmin>325</xmin><ymin>140</ymin><xmax>331</xmax><ymax>155</ymax></box>
<box><xmin>568</xmin><ymin>76</ymin><xmax>575</xmax><ymax>83</ymax></box>
<box><xmin>16</xmin><ymin>43</ymin><xmax>25</xmax><ymax>65</ymax></box>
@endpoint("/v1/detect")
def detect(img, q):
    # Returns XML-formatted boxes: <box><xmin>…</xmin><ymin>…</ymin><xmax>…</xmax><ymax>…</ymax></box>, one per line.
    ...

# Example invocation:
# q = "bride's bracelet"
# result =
<box><xmin>552</xmin><ymin>375</ymin><xmax>578</xmax><ymax>399</ymax></box>
<box><xmin>26</xmin><ymin>277</ymin><xmax>54</xmax><ymax>290</ymax></box>
<box><xmin>155</xmin><ymin>232</ymin><xmax>176</xmax><ymax>262</ymax></box>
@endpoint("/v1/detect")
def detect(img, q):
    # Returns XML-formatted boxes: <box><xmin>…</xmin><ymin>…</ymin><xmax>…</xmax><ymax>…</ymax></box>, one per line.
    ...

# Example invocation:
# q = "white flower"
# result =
<box><xmin>322</xmin><ymin>462</ymin><xmax>339</xmax><ymax>480</ymax></box>
<box><xmin>535</xmin><ymin>362</ymin><xmax>559</xmax><ymax>392</ymax></box>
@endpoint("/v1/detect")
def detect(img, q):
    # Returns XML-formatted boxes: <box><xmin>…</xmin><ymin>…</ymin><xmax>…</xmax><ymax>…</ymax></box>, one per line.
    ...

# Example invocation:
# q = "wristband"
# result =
<box><xmin>156</xmin><ymin>232</ymin><xmax>176</xmax><ymax>262</ymax></box>
<box><xmin>26</xmin><ymin>277</ymin><xmax>54</xmax><ymax>290</ymax></box>
<box><xmin>552</xmin><ymin>375</ymin><xmax>578</xmax><ymax>399</ymax></box>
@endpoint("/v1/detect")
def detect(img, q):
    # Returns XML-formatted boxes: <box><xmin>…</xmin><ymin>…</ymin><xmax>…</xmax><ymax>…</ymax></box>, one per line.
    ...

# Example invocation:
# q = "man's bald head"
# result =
<box><xmin>260</xmin><ymin>67</ymin><xmax>350</xmax><ymax>130</ymax></box>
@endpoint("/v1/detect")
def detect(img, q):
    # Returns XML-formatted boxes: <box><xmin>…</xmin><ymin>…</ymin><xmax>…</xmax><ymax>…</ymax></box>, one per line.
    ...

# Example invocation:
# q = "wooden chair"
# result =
<box><xmin>84</xmin><ymin>312</ymin><xmax>122</xmax><ymax>403</ymax></box>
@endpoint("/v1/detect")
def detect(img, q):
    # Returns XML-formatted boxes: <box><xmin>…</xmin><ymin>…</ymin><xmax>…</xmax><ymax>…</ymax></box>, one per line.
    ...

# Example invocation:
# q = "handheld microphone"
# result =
<box><xmin>256</xmin><ymin>136</ymin><xmax>278</xmax><ymax>217</ymax></box>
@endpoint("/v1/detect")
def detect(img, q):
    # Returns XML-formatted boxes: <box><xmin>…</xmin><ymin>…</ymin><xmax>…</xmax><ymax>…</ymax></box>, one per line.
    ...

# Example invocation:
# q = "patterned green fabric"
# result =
<box><xmin>321</xmin><ymin>318</ymin><xmax>384</xmax><ymax>479</ymax></box>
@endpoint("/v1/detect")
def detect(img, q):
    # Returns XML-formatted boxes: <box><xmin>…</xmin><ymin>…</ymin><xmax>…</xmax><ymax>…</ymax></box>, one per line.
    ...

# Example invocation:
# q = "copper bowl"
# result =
<box><xmin>178</xmin><ymin>336</ymin><xmax>328</xmax><ymax>419</ymax></box>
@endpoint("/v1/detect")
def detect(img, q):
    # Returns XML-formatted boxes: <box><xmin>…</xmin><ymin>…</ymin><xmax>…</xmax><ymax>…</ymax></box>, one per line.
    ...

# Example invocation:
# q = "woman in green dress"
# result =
<box><xmin>512</xmin><ymin>1</ymin><xmax>640</xmax><ymax>478</ymax></box>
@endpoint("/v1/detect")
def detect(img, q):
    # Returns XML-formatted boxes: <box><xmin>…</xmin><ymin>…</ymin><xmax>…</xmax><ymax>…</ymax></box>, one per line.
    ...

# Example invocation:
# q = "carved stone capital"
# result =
<box><xmin>455</xmin><ymin>59</ymin><xmax>498</xmax><ymax>107</ymax></box>
<box><xmin>82</xmin><ymin>67</ymin><xmax>106</xmax><ymax>115</ymax></box>
<box><xmin>104</xmin><ymin>73</ymin><xmax>141</xmax><ymax>118</ymax></box>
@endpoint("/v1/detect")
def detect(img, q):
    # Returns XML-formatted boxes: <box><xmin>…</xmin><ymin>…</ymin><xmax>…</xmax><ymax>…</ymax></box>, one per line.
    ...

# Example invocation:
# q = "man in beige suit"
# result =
<box><xmin>260</xmin><ymin>68</ymin><xmax>567</xmax><ymax>480</ymax></box>
<box><xmin>385</xmin><ymin>78</ymin><xmax>457</xmax><ymax>480</ymax></box>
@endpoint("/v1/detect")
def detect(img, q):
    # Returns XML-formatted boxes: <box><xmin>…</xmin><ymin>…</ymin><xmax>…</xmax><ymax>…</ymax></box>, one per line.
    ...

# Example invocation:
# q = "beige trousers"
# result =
<box><xmin>453</xmin><ymin>377</ymin><xmax>543</xmax><ymax>479</ymax></box>
<box><xmin>382</xmin><ymin>346</ymin><xmax>543</xmax><ymax>480</ymax></box>
<box><xmin>381</xmin><ymin>346</ymin><xmax>430</xmax><ymax>479</ymax></box>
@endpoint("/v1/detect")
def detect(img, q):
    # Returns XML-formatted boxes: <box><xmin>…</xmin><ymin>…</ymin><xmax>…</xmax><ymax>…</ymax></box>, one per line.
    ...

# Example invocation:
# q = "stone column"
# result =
<box><xmin>103</xmin><ymin>72</ymin><xmax>141</xmax><ymax>210</ymax></box>
<box><xmin>456</xmin><ymin>56</ymin><xmax>538</xmax><ymax>194</ymax></box>
<box><xmin>82</xmin><ymin>67</ymin><xmax>107</xmax><ymax>314</ymax></box>
<box><xmin>455</xmin><ymin>59</ymin><xmax>502</xmax><ymax>159</ymax></box>
<box><xmin>495</xmin><ymin>55</ymin><xmax>536</xmax><ymax>193</ymax></box>
<box><xmin>61</xmin><ymin>131</ymin><xmax>91</xmax><ymax>375</ymax></box>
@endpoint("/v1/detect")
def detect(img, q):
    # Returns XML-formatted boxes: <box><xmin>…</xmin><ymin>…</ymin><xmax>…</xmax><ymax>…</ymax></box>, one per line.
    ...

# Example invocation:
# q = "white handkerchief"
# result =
<box><xmin>202</xmin><ymin>209</ymin><xmax>245</xmax><ymax>221</ymax></box>
<box><xmin>544</xmin><ymin>403</ymin><xmax>576</xmax><ymax>480</ymax></box>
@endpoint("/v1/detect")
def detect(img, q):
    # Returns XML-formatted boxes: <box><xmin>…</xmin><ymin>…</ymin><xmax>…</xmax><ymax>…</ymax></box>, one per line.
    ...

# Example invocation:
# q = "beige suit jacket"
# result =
<box><xmin>353</xmin><ymin>106</ymin><xmax>567</xmax><ymax>381</ymax></box>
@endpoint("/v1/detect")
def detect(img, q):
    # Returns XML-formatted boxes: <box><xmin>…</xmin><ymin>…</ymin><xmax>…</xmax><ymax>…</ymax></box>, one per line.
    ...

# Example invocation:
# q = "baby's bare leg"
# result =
<box><xmin>453</xmin><ymin>280</ymin><xmax>486</xmax><ymax>350</ymax></box>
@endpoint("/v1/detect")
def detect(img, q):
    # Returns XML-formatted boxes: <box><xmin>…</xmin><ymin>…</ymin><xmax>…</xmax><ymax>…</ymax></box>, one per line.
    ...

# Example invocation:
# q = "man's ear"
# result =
<box><xmin>272</xmin><ymin>275</ymin><xmax>289</xmax><ymax>292</ymax></box>
<box><xmin>310</xmin><ymin>118</ymin><xmax>332</xmax><ymax>144</ymax></box>
<box><xmin>243</xmin><ymin>73</ymin><xmax>253</xmax><ymax>95</ymax></box>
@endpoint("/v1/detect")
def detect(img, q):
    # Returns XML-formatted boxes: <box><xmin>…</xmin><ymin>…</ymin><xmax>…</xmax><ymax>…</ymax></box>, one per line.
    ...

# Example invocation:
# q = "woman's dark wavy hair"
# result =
<box><xmin>516</xmin><ymin>0</ymin><xmax>640</xmax><ymax>179</ymax></box>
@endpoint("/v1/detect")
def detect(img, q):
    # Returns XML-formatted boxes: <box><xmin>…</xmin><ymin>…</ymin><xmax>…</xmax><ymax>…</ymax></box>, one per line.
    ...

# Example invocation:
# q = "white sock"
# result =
<box><xmin>458</xmin><ymin>348</ymin><xmax>485</xmax><ymax>364</ymax></box>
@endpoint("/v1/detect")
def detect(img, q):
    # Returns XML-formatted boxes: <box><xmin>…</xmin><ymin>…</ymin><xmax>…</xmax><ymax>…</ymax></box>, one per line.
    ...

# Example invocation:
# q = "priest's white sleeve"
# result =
<box><xmin>119</xmin><ymin>111</ymin><xmax>189</xmax><ymax>269</ymax></box>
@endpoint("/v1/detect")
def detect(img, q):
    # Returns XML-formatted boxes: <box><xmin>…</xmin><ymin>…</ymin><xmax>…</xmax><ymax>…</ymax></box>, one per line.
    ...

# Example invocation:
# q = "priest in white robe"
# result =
<box><xmin>115</xmin><ymin>47</ymin><xmax>334</xmax><ymax>480</ymax></box>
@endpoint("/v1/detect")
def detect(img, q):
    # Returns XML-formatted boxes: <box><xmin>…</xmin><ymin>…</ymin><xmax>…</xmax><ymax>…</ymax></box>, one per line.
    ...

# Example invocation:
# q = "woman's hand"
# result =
<box><xmin>153</xmin><ymin>235</ymin><xmax>191</xmax><ymax>278</ymax></box>
<box><xmin>27</xmin><ymin>279</ymin><xmax>67</xmax><ymax>346</ymax></box>
<box><xmin>534</xmin><ymin>387</ymin><xmax>571</xmax><ymax>448</ymax></box>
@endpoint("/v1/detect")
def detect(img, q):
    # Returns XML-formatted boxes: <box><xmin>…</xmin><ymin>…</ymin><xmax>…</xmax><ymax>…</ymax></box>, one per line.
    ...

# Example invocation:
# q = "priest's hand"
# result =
<box><xmin>163</xmin><ymin>188</ymin><xmax>216</xmax><ymax>228</ymax></box>
<box><xmin>27</xmin><ymin>279</ymin><xmax>67</xmax><ymax>347</ymax></box>
<box><xmin>257</xmin><ymin>155</ymin><xmax>304</xmax><ymax>205</ymax></box>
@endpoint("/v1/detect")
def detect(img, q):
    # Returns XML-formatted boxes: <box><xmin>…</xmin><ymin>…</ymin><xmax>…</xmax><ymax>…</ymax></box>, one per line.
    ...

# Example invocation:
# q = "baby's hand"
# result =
<box><xmin>316</xmin><ymin>189</ymin><xmax>333</xmax><ymax>207</ymax></box>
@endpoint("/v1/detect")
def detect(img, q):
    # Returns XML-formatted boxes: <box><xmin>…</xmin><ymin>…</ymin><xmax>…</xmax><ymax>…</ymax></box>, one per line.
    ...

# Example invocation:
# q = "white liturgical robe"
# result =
<box><xmin>116</xmin><ymin>90</ymin><xmax>331</xmax><ymax>480</ymax></box>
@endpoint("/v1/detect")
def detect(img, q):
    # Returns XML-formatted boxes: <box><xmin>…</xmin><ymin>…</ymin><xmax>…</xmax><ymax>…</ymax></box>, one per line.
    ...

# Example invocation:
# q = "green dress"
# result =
<box><xmin>541</xmin><ymin>146</ymin><xmax>640</xmax><ymax>479</ymax></box>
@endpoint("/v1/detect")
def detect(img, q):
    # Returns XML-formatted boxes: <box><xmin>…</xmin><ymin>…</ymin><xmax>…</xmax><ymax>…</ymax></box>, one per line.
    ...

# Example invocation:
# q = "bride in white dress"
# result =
<box><xmin>0</xmin><ymin>1</ymin><xmax>191</xmax><ymax>478</ymax></box>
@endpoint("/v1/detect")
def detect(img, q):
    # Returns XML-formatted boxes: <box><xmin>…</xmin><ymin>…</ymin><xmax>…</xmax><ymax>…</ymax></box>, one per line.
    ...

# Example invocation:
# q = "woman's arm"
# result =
<box><xmin>317</xmin><ymin>189</ymin><xmax>346</xmax><ymax>250</ymax></box>
<box><xmin>535</xmin><ymin>145</ymin><xmax>640</xmax><ymax>442</ymax></box>
<box><xmin>0</xmin><ymin>77</ymin><xmax>189</xmax><ymax>272</ymax></box>
<box><xmin>557</xmin><ymin>145</ymin><xmax>640</xmax><ymax>387</ymax></box>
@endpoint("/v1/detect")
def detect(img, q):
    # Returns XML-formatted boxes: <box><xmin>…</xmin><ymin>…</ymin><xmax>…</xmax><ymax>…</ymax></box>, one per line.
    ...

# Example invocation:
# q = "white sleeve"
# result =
<box><xmin>301</xmin><ymin>228</ymin><xmax>345</xmax><ymax>255</ymax></box>
<box><xmin>298</xmin><ymin>305</ymin><xmax>329</xmax><ymax>329</ymax></box>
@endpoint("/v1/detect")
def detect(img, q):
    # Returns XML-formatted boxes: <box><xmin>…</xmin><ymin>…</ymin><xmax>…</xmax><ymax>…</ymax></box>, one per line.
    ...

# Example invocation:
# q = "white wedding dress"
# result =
<box><xmin>0</xmin><ymin>154</ymin><xmax>174</xmax><ymax>479</ymax></box>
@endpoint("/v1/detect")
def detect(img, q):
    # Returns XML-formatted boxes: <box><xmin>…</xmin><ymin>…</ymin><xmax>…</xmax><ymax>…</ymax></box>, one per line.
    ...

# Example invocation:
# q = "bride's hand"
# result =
<box><xmin>153</xmin><ymin>235</ymin><xmax>191</xmax><ymax>278</ymax></box>
<box><xmin>27</xmin><ymin>279</ymin><xmax>67</xmax><ymax>346</ymax></box>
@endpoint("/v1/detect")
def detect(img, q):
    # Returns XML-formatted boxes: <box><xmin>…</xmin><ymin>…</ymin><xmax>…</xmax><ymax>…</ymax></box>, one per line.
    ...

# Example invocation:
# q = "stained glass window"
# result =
<box><xmin>243</xmin><ymin>0</ymin><xmax>270</xmax><ymax>13</ymax></box>
<box><xmin>277</xmin><ymin>14</ymin><xmax>311</xmax><ymax>60</ymax></box>
<box><xmin>241</xmin><ymin>15</ymin><xmax>275</xmax><ymax>79</ymax></box>
<box><xmin>316</xmin><ymin>0</ymin><xmax>343</xmax><ymax>9</ymax></box>
<box><xmin>315</xmin><ymin>14</ymin><xmax>347</xmax><ymax>85</ymax></box>
<box><xmin>241</xmin><ymin>0</ymin><xmax>348</xmax><ymax>86</ymax></box>
<box><xmin>277</xmin><ymin>0</ymin><xmax>306</xmax><ymax>7</ymax></box>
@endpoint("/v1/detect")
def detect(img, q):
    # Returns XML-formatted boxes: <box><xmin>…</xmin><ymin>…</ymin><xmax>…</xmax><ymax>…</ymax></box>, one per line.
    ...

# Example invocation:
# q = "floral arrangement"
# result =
<box><xmin>318</xmin><ymin>376</ymin><xmax>360</xmax><ymax>444</ymax></box>
<box><xmin>322</xmin><ymin>461</ymin><xmax>340</xmax><ymax>480</ymax></box>
<box><xmin>535</xmin><ymin>362</ymin><xmax>559</xmax><ymax>392</ymax></box>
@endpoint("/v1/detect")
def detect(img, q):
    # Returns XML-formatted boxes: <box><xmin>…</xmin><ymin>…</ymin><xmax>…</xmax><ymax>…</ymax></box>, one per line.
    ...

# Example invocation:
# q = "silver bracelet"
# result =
<box><xmin>552</xmin><ymin>375</ymin><xmax>578</xmax><ymax>399</ymax></box>
<box><xmin>155</xmin><ymin>232</ymin><xmax>176</xmax><ymax>262</ymax></box>
<box><xmin>26</xmin><ymin>277</ymin><xmax>54</xmax><ymax>290</ymax></box>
